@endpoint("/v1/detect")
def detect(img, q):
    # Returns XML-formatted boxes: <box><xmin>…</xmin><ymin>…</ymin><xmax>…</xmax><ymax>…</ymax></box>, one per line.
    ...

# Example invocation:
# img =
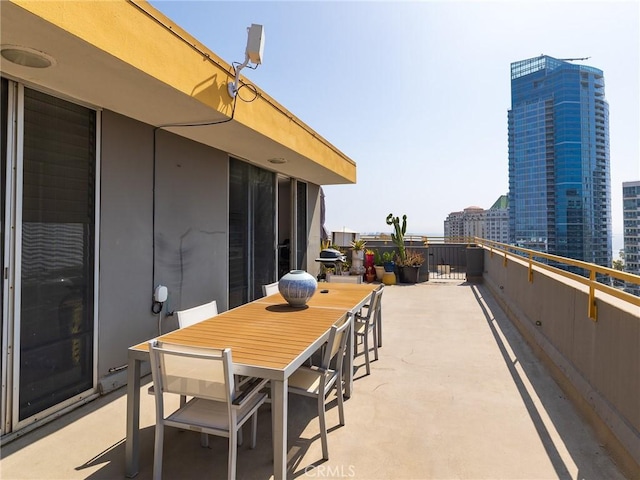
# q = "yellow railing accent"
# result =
<box><xmin>475</xmin><ymin>238</ymin><xmax>640</xmax><ymax>322</ymax></box>
<box><xmin>588</xmin><ymin>270</ymin><xmax>597</xmax><ymax>320</ymax></box>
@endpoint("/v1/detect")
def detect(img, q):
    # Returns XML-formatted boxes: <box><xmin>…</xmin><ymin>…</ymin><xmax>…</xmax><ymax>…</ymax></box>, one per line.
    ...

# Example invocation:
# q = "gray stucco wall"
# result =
<box><xmin>97</xmin><ymin>110</ymin><xmax>324</xmax><ymax>391</ymax></box>
<box><xmin>153</xmin><ymin>130</ymin><xmax>229</xmax><ymax>318</ymax></box>
<box><xmin>483</xmin><ymin>249</ymin><xmax>640</xmax><ymax>474</ymax></box>
<box><xmin>99</xmin><ymin>111</ymin><xmax>155</xmax><ymax>381</ymax></box>
<box><xmin>307</xmin><ymin>183</ymin><xmax>322</xmax><ymax>277</ymax></box>
<box><xmin>98</xmin><ymin>111</ymin><xmax>228</xmax><ymax>385</ymax></box>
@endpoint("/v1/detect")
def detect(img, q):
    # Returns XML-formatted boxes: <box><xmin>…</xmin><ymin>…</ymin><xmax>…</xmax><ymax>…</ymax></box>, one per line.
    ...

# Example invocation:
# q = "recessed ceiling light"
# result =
<box><xmin>1</xmin><ymin>45</ymin><xmax>56</xmax><ymax>68</ymax></box>
<box><xmin>268</xmin><ymin>157</ymin><xmax>287</xmax><ymax>164</ymax></box>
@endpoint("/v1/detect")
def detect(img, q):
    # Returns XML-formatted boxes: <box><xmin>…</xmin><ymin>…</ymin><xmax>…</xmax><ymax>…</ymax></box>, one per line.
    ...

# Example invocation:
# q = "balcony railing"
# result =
<box><xmin>475</xmin><ymin>238</ymin><xmax>640</xmax><ymax>321</ymax></box>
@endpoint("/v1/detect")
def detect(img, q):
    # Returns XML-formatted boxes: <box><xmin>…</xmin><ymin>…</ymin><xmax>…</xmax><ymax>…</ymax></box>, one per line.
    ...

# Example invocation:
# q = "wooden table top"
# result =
<box><xmin>131</xmin><ymin>302</ymin><xmax>348</xmax><ymax>371</ymax></box>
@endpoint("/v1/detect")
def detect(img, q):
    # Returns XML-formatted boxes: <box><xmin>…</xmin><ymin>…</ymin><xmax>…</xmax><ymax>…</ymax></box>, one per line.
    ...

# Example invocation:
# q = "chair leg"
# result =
<box><xmin>250</xmin><ymin>412</ymin><xmax>258</xmax><ymax>448</ymax></box>
<box><xmin>200</xmin><ymin>432</ymin><xmax>209</xmax><ymax>447</ymax></box>
<box><xmin>228</xmin><ymin>430</ymin><xmax>238</xmax><ymax>480</ymax></box>
<box><xmin>337</xmin><ymin>377</ymin><xmax>345</xmax><ymax>426</ymax></box>
<box><xmin>363</xmin><ymin>329</ymin><xmax>371</xmax><ymax>375</ymax></box>
<box><xmin>152</xmin><ymin>423</ymin><xmax>164</xmax><ymax>480</ymax></box>
<box><xmin>318</xmin><ymin>392</ymin><xmax>329</xmax><ymax>460</ymax></box>
<box><xmin>372</xmin><ymin>324</ymin><xmax>379</xmax><ymax>361</ymax></box>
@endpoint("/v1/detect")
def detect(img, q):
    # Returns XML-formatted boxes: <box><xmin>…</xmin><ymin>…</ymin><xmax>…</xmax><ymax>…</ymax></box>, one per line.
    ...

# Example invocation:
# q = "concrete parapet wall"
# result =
<box><xmin>482</xmin><ymin>248</ymin><xmax>640</xmax><ymax>477</ymax></box>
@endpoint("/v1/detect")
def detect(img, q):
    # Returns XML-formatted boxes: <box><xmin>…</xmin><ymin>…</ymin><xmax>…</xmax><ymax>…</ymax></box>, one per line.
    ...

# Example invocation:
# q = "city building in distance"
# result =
<box><xmin>623</xmin><ymin>180</ymin><xmax>640</xmax><ymax>295</ymax></box>
<box><xmin>508</xmin><ymin>55</ymin><xmax>612</xmax><ymax>268</ymax></box>
<box><xmin>444</xmin><ymin>195</ymin><xmax>508</xmax><ymax>243</ymax></box>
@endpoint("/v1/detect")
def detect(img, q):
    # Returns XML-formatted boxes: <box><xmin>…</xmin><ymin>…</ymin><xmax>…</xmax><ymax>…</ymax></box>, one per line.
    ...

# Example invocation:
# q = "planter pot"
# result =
<box><xmin>278</xmin><ymin>270</ymin><xmax>317</xmax><ymax>307</ymax></box>
<box><xmin>400</xmin><ymin>265</ymin><xmax>421</xmax><ymax>284</ymax></box>
<box><xmin>383</xmin><ymin>261</ymin><xmax>395</xmax><ymax>273</ymax></box>
<box><xmin>365</xmin><ymin>253</ymin><xmax>375</xmax><ymax>268</ymax></box>
<box><xmin>382</xmin><ymin>271</ymin><xmax>396</xmax><ymax>285</ymax></box>
<box><xmin>374</xmin><ymin>265</ymin><xmax>385</xmax><ymax>281</ymax></box>
<box><xmin>351</xmin><ymin>251</ymin><xmax>365</xmax><ymax>275</ymax></box>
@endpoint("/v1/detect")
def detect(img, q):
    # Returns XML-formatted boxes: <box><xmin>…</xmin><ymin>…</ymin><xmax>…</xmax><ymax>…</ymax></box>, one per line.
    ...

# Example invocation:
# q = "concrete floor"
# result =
<box><xmin>0</xmin><ymin>281</ymin><xmax>628</xmax><ymax>479</ymax></box>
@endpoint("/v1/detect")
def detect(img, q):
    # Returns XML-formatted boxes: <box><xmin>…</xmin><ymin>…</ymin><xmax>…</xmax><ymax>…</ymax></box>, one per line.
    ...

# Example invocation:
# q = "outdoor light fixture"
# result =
<box><xmin>268</xmin><ymin>157</ymin><xmax>287</xmax><ymax>164</ymax></box>
<box><xmin>1</xmin><ymin>45</ymin><xmax>55</xmax><ymax>68</ymax></box>
<box><xmin>228</xmin><ymin>24</ymin><xmax>264</xmax><ymax>98</ymax></box>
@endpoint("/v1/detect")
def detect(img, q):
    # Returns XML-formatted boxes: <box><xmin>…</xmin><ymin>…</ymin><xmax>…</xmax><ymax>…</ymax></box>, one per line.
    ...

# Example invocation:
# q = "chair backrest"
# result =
<box><xmin>176</xmin><ymin>300</ymin><xmax>218</xmax><ymax>328</ymax></box>
<box><xmin>326</xmin><ymin>275</ymin><xmax>361</xmax><ymax>284</ymax></box>
<box><xmin>320</xmin><ymin>314</ymin><xmax>352</xmax><ymax>372</ymax></box>
<box><xmin>148</xmin><ymin>340</ymin><xmax>234</xmax><ymax>403</ymax></box>
<box><xmin>262</xmin><ymin>282</ymin><xmax>279</xmax><ymax>296</ymax></box>
<box><xmin>361</xmin><ymin>285</ymin><xmax>384</xmax><ymax>324</ymax></box>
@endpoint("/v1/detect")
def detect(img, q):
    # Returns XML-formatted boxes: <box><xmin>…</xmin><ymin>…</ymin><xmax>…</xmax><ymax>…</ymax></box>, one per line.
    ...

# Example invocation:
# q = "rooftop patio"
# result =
<box><xmin>0</xmin><ymin>280</ymin><xmax>627</xmax><ymax>479</ymax></box>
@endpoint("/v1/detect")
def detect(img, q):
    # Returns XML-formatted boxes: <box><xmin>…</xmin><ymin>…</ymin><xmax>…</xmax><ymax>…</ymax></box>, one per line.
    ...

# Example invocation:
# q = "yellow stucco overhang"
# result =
<box><xmin>0</xmin><ymin>0</ymin><xmax>356</xmax><ymax>185</ymax></box>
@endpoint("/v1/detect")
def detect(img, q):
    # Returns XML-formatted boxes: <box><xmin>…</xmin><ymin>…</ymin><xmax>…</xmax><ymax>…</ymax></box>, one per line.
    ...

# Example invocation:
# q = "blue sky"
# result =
<box><xmin>150</xmin><ymin>1</ymin><xmax>639</xmax><ymax>248</ymax></box>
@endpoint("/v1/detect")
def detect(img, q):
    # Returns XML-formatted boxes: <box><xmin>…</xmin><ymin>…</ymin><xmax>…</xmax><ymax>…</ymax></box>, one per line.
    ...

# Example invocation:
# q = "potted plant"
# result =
<box><xmin>350</xmin><ymin>239</ymin><xmax>366</xmax><ymax>275</ymax></box>
<box><xmin>381</xmin><ymin>250</ymin><xmax>396</xmax><ymax>273</ymax></box>
<box><xmin>365</xmin><ymin>248</ymin><xmax>375</xmax><ymax>268</ymax></box>
<box><xmin>386</xmin><ymin>213</ymin><xmax>407</xmax><ymax>266</ymax></box>
<box><xmin>398</xmin><ymin>249</ymin><xmax>424</xmax><ymax>283</ymax></box>
<box><xmin>341</xmin><ymin>260</ymin><xmax>351</xmax><ymax>275</ymax></box>
<box><xmin>373</xmin><ymin>250</ymin><xmax>385</xmax><ymax>281</ymax></box>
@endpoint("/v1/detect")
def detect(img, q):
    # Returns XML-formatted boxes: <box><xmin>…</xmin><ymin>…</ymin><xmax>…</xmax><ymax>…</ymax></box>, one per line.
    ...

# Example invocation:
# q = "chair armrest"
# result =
<box><xmin>233</xmin><ymin>377</ymin><xmax>269</xmax><ymax>405</ymax></box>
<box><xmin>354</xmin><ymin>312</ymin><xmax>368</xmax><ymax>323</ymax></box>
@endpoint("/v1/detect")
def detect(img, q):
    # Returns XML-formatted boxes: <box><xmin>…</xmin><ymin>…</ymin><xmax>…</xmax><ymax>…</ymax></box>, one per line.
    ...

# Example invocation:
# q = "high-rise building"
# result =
<box><xmin>622</xmin><ymin>181</ymin><xmax>640</xmax><ymax>295</ymax></box>
<box><xmin>508</xmin><ymin>55</ymin><xmax>612</xmax><ymax>267</ymax></box>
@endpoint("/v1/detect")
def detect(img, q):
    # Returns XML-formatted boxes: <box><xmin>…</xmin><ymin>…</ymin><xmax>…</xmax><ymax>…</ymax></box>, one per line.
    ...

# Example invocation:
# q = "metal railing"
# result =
<box><xmin>359</xmin><ymin>235</ymin><xmax>473</xmax><ymax>280</ymax></box>
<box><xmin>475</xmin><ymin>238</ymin><xmax>640</xmax><ymax>321</ymax></box>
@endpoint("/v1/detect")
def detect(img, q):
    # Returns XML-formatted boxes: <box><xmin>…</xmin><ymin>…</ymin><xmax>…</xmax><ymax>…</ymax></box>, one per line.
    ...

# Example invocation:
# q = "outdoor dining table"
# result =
<box><xmin>255</xmin><ymin>282</ymin><xmax>379</xmax><ymax>396</ymax></box>
<box><xmin>125</xmin><ymin>282</ymin><xmax>377</xmax><ymax>480</ymax></box>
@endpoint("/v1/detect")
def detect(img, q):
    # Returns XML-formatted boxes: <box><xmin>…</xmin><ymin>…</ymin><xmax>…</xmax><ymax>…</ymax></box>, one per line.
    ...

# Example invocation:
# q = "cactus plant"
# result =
<box><xmin>386</xmin><ymin>213</ymin><xmax>407</xmax><ymax>263</ymax></box>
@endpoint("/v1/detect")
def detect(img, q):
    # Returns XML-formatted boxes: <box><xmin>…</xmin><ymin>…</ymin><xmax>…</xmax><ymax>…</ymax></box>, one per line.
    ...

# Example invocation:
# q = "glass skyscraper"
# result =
<box><xmin>508</xmin><ymin>55</ymin><xmax>612</xmax><ymax>267</ymax></box>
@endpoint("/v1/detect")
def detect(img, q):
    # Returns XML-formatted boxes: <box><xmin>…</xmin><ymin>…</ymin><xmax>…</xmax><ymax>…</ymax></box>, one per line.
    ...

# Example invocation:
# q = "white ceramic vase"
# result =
<box><xmin>278</xmin><ymin>270</ymin><xmax>317</xmax><ymax>307</ymax></box>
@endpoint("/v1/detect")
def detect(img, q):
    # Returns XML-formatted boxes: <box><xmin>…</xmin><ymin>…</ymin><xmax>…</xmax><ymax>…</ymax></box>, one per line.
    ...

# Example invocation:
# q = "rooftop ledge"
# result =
<box><xmin>2</xmin><ymin>0</ymin><xmax>356</xmax><ymax>185</ymax></box>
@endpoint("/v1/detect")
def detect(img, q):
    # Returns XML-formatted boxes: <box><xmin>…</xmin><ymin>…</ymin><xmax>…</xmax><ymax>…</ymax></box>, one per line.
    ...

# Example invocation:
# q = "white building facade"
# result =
<box><xmin>444</xmin><ymin>196</ymin><xmax>509</xmax><ymax>243</ymax></box>
<box><xmin>623</xmin><ymin>181</ymin><xmax>640</xmax><ymax>295</ymax></box>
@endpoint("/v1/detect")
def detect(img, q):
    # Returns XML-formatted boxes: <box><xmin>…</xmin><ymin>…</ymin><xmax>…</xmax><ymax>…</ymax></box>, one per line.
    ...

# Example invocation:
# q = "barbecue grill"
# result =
<box><xmin>315</xmin><ymin>248</ymin><xmax>347</xmax><ymax>278</ymax></box>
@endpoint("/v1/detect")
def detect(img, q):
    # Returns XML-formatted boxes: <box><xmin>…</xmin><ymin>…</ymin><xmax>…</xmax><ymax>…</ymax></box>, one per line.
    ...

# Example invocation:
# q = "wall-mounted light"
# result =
<box><xmin>1</xmin><ymin>45</ymin><xmax>56</xmax><ymax>68</ymax></box>
<box><xmin>268</xmin><ymin>157</ymin><xmax>287</xmax><ymax>165</ymax></box>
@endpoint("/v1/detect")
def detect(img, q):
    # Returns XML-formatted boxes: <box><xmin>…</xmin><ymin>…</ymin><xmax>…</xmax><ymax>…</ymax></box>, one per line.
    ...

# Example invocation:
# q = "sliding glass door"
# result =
<box><xmin>228</xmin><ymin>158</ymin><xmax>276</xmax><ymax>308</ymax></box>
<box><xmin>1</xmin><ymin>79</ymin><xmax>97</xmax><ymax>433</ymax></box>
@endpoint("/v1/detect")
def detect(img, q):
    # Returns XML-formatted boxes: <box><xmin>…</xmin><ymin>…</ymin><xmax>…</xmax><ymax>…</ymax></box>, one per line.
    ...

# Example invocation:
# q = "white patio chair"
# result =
<box><xmin>149</xmin><ymin>300</ymin><xmax>220</xmax><ymax>405</ymax></box>
<box><xmin>354</xmin><ymin>285</ymin><xmax>384</xmax><ymax>375</ymax></box>
<box><xmin>176</xmin><ymin>300</ymin><xmax>218</xmax><ymax>328</ymax></box>
<box><xmin>148</xmin><ymin>340</ymin><xmax>269</xmax><ymax>480</ymax></box>
<box><xmin>262</xmin><ymin>281</ymin><xmax>279</xmax><ymax>296</ymax></box>
<box><xmin>177</xmin><ymin>300</ymin><xmax>255</xmax><ymax>394</ymax></box>
<box><xmin>326</xmin><ymin>274</ymin><xmax>362</xmax><ymax>284</ymax></box>
<box><xmin>288</xmin><ymin>314</ymin><xmax>351</xmax><ymax>460</ymax></box>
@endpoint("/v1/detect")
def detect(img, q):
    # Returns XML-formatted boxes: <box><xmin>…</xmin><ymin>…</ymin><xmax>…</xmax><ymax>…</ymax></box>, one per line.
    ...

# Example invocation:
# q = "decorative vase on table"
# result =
<box><xmin>278</xmin><ymin>270</ymin><xmax>318</xmax><ymax>308</ymax></box>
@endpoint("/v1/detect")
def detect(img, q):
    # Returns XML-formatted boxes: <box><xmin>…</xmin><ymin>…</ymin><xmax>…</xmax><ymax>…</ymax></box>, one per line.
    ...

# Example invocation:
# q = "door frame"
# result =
<box><xmin>1</xmin><ymin>79</ymin><xmax>101</xmax><ymax>437</ymax></box>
